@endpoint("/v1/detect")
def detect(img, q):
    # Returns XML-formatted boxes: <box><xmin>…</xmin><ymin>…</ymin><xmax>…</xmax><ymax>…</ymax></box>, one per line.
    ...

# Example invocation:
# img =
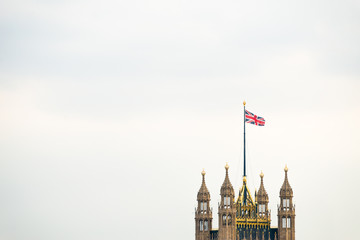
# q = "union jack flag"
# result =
<box><xmin>245</xmin><ymin>109</ymin><xmax>265</xmax><ymax>126</ymax></box>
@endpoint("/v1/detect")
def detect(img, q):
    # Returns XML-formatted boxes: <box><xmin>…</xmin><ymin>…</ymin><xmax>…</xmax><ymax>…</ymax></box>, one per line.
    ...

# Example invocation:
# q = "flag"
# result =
<box><xmin>245</xmin><ymin>109</ymin><xmax>265</xmax><ymax>126</ymax></box>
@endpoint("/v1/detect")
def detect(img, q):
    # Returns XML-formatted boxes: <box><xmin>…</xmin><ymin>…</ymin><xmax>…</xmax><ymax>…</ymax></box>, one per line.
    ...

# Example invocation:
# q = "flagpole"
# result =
<box><xmin>243</xmin><ymin>100</ymin><xmax>246</xmax><ymax>177</ymax></box>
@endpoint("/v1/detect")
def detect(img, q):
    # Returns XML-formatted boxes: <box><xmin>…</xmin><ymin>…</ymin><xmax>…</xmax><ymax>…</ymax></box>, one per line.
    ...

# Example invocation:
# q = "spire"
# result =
<box><xmin>237</xmin><ymin>175</ymin><xmax>255</xmax><ymax>207</ymax></box>
<box><xmin>221</xmin><ymin>163</ymin><xmax>234</xmax><ymax>196</ymax></box>
<box><xmin>257</xmin><ymin>171</ymin><xmax>269</xmax><ymax>202</ymax></box>
<box><xmin>218</xmin><ymin>163</ymin><xmax>236</xmax><ymax>240</ymax></box>
<box><xmin>280</xmin><ymin>164</ymin><xmax>293</xmax><ymax>197</ymax></box>
<box><xmin>195</xmin><ymin>169</ymin><xmax>212</xmax><ymax>240</ymax></box>
<box><xmin>197</xmin><ymin>169</ymin><xmax>210</xmax><ymax>201</ymax></box>
<box><xmin>278</xmin><ymin>165</ymin><xmax>295</xmax><ymax>240</ymax></box>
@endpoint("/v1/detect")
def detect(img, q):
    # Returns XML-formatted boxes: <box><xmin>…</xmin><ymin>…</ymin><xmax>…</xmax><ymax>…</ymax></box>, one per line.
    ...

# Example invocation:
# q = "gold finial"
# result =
<box><xmin>260</xmin><ymin>171</ymin><xmax>264</xmax><ymax>178</ymax></box>
<box><xmin>243</xmin><ymin>176</ymin><xmax>247</xmax><ymax>183</ymax></box>
<box><xmin>225</xmin><ymin>162</ymin><xmax>229</xmax><ymax>170</ymax></box>
<box><xmin>201</xmin><ymin>169</ymin><xmax>206</xmax><ymax>176</ymax></box>
<box><xmin>284</xmin><ymin>164</ymin><xmax>288</xmax><ymax>172</ymax></box>
<box><xmin>243</xmin><ymin>100</ymin><xmax>246</xmax><ymax>106</ymax></box>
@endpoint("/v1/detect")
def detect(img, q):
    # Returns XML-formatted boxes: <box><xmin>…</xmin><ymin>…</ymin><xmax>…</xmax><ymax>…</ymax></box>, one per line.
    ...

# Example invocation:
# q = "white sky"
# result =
<box><xmin>0</xmin><ymin>0</ymin><xmax>359</xmax><ymax>240</ymax></box>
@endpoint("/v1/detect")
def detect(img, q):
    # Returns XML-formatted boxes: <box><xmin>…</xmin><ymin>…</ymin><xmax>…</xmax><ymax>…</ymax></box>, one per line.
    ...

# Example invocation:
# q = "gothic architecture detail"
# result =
<box><xmin>236</xmin><ymin>172</ymin><xmax>271</xmax><ymax>240</ymax></box>
<box><xmin>195</xmin><ymin>165</ymin><xmax>295</xmax><ymax>240</ymax></box>
<box><xmin>195</xmin><ymin>169</ymin><xmax>213</xmax><ymax>240</ymax></box>
<box><xmin>218</xmin><ymin>163</ymin><xmax>236</xmax><ymax>240</ymax></box>
<box><xmin>277</xmin><ymin>165</ymin><xmax>295</xmax><ymax>240</ymax></box>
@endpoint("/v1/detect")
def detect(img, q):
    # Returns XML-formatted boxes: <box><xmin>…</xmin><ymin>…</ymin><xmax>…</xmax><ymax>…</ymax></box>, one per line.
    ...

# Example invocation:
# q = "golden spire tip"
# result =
<box><xmin>225</xmin><ymin>162</ymin><xmax>229</xmax><ymax>170</ymax></box>
<box><xmin>243</xmin><ymin>176</ymin><xmax>247</xmax><ymax>183</ymax></box>
<box><xmin>201</xmin><ymin>169</ymin><xmax>206</xmax><ymax>176</ymax></box>
<box><xmin>284</xmin><ymin>164</ymin><xmax>288</xmax><ymax>172</ymax></box>
<box><xmin>243</xmin><ymin>100</ymin><xmax>246</xmax><ymax>106</ymax></box>
<box><xmin>260</xmin><ymin>171</ymin><xmax>264</xmax><ymax>178</ymax></box>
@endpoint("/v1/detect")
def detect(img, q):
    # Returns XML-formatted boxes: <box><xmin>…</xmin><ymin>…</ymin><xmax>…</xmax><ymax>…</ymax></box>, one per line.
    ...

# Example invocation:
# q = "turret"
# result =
<box><xmin>277</xmin><ymin>165</ymin><xmax>295</xmax><ymax>240</ymax></box>
<box><xmin>195</xmin><ymin>169</ymin><xmax>212</xmax><ymax>240</ymax></box>
<box><xmin>255</xmin><ymin>171</ymin><xmax>271</xmax><ymax>240</ymax></box>
<box><xmin>218</xmin><ymin>163</ymin><xmax>236</xmax><ymax>240</ymax></box>
<box><xmin>257</xmin><ymin>171</ymin><xmax>270</xmax><ymax>219</ymax></box>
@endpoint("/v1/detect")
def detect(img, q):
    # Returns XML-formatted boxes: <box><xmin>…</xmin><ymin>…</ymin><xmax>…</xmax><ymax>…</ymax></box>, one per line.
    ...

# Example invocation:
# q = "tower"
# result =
<box><xmin>196</xmin><ymin>169</ymin><xmax>213</xmax><ymax>240</ymax></box>
<box><xmin>218</xmin><ymin>163</ymin><xmax>236</xmax><ymax>240</ymax></box>
<box><xmin>277</xmin><ymin>165</ymin><xmax>295</xmax><ymax>240</ymax></box>
<box><xmin>256</xmin><ymin>171</ymin><xmax>271</xmax><ymax>240</ymax></box>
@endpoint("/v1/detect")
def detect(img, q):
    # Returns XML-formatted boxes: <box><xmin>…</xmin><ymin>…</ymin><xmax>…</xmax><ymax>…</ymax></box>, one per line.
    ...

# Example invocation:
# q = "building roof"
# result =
<box><xmin>257</xmin><ymin>171</ymin><xmax>269</xmax><ymax>203</ymax></box>
<box><xmin>280</xmin><ymin>165</ymin><xmax>293</xmax><ymax>197</ymax></box>
<box><xmin>220</xmin><ymin>163</ymin><xmax>234</xmax><ymax>196</ymax></box>
<box><xmin>197</xmin><ymin>169</ymin><xmax>210</xmax><ymax>201</ymax></box>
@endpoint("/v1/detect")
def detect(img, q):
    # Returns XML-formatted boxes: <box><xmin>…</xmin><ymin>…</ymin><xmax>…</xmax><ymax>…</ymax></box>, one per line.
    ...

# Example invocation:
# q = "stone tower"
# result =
<box><xmin>257</xmin><ymin>172</ymin><xmax>269</xmax><ymax>217</ymax></box>
<box><xmin>196</xmin><ymin>169</ymin><xmax>213</xmax><ymax>240</ymax></box>
<box><xmin>218</xmin><ymin>163</ymin><xmax>236</xmax><ymax>240</ymax></box>
<box><xmin>277</xmin><ymin>165</ymin><xmax>295</xmax><ymax>240</ymax></box>
<box><xmin>256</xmin><ymin>171</ymin><xmax>271</xmax><ymax>240</ymax></box>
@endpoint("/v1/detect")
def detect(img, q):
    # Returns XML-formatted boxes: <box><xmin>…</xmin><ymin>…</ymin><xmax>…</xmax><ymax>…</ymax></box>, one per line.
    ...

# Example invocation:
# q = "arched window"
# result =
<box><xmin>282</xmin><ymin>217</ymin><xmax>286</xmax><ymax>228</ymax></box>
<box><xmin>287</xmin><ymin>218</ymin><xmax>291</xmax><ymax>228</ymax></box>
<box><xmin>259</xmin><ymin>204</ymin><xmax>266</xmax><ymax>217</ymax></box>
<box><xmin>259</xmin><ymin>204</ymin><xmax>264</xmax><ymax>213</ymax></box>
<box><xmin>204</xmin><ymin>220</ymin><xmax>208</xmax><ymax>231</ymax></box>
<box><xmin>200</xmin><ymin>202</ymin><xmax>207</xmax><ymax>213</ymax></box>
<box><xmin>200</xmin><ymin>220</ymin><xmax>203</xmax><ymax>231</ymax></box>
<box><xmin>228</xmin><ymin>215</ymin><xmax>232</xmax><ymax>225</ymax></box>
<box><xmin>222</xmin><ymin>214</ymin><xmax>226</xmax><ymax>225</ymax></box>
<box><xmin>223</xmin><ymin>196</ymin><xmax>230</xmax><ymax>208</ymax></box>
<box><xmin>283</xmin><ymin>199</ymin><xmax>290</xmax><ymax>210</ymax></box>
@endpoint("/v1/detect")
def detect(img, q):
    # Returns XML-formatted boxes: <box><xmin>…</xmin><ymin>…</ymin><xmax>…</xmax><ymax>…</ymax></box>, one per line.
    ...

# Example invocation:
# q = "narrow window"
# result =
<box><xmin>228</xmin><ymin>215</ymin><xmax>232</xmax><ymax>225</ymax></box>
<box><xmin>224</xmin><ymin>196</ymin><xmax>230</xmax><ymax>208</ymax></box>
<box><xmin>223</xmin><ymin>214</ymin><xmax>226</xmax><ymax>225</ymax></box>
<box><xmin>259</xmin><ymin>204</ymin><xmax>265</xmax><ymax>213</ymax></box>
<box><xmin>282</xmin><ymin>199</ymin><xmax>286</xmax><ymax>208</ymax></box>
<box><xmin>204</xmin><ymin>220</ymin><xmax>208</xmax><ymax>230</ymax></box>
<box><xmin>282</xmin><ymin>217</ymin><xmax>286</xmax><ymax>228</ymax></box>
<box><xmin>200</xmin><ymin>220</ymin><xmax>203</xmax><ymax>231</ymax></box>
<box><xmin>204</xmin><ymin>202</ymin><xmax>207</xmax><ymax>213</ymax></box>
<box><xmin>287</xmin><ymin>218</ymin><xmax>291</xmax><ymax>228</ymax></box>
<box><xmin>283</xmin><ymin>199</ymin><xmax>290</xmax><ymax>210</ymax></box>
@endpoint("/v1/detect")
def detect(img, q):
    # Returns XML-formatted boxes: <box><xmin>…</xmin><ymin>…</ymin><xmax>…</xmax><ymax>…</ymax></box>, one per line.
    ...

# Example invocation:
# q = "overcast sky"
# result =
<box><xmin>0</xmin><ymin>0</ymin><xmax>359</xmax><ymax>240</ymax></box>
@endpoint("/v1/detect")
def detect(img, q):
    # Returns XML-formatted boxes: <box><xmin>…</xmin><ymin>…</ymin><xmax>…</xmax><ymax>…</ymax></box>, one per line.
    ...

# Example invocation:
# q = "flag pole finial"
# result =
<box><xmin>243</xmin><ymin>100</ymin><xmax>246</xmax><ymax>106</ymax></box>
